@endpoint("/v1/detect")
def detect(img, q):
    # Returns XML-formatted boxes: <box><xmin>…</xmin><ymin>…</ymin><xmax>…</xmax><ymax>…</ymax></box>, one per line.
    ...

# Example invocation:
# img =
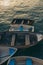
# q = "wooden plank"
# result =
<box><xmin>25</xmin><ymin>35</ymin><xmax>30</xmax><ymax>45</ymax></box>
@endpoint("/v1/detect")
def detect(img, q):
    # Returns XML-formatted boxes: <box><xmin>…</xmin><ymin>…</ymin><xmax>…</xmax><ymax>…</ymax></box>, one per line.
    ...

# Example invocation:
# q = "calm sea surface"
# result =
<box><xmin>0</xmin><ymin>0</ymin><xmax>43</xmax><ymax>65</ymax></box>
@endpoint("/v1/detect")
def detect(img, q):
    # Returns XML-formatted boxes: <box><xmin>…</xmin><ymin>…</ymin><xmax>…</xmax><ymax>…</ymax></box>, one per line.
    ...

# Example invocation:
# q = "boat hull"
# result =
<box><xmin>0</xmin><ymin>31</ymin><xmax>38</xmax><ymax>48</ymax></box>
<box><xmin>0</xmin><ymin>46</ymin><xmax>17</xmax><ymax>65</ymax></box>
<box><xmin>7</xmin><ymin>56</ymin><xmax>43</xmax><ymax>65</ymax></box>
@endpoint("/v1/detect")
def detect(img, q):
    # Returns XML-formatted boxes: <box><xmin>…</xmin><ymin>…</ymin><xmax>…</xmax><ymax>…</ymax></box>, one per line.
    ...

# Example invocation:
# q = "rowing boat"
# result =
<box><xmin>7</xmin><ymin>56</ymin><xmax>43</xmax><ymax>65</ymax></box>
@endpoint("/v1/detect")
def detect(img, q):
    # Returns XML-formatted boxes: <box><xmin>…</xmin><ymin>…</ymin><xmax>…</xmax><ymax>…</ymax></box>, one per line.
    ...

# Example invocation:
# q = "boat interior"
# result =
<box><xmin>7</xmin><ymin>56</ymin><xmax>43</xmax><ymax>65</ymax></box>
<box><xmin>11</xmin><ymin>19</ymin><xmax>34</xmax><ymax>25</ymax></box>
<box><xmin>0</xmin><ymin>31</ymin><xmax>38</xmax><ymax>47</ymax></box>
<box><xmin>9</xmin><ymin>19</ymin><xmax>34</xmax><ymax>32</ymax></box>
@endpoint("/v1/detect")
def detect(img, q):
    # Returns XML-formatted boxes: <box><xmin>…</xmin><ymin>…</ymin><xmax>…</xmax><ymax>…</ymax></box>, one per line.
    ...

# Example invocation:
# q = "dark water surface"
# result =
<box><xmin>14</xmin><ymin>40</ymin><xmax>43</xmax><ymax>59</ymax></box>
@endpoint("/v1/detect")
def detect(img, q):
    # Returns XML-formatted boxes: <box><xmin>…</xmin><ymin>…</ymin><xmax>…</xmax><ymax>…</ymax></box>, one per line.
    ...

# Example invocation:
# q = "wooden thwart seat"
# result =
<box><xmin>25</xmin><ymin>35</ymin><xmax>30</xmax><ymax>45</ymax></box>
<box><xmin>11</xmin><ymin>35</ymin><xmax>15</xmax><ymax>46</ymax></box>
